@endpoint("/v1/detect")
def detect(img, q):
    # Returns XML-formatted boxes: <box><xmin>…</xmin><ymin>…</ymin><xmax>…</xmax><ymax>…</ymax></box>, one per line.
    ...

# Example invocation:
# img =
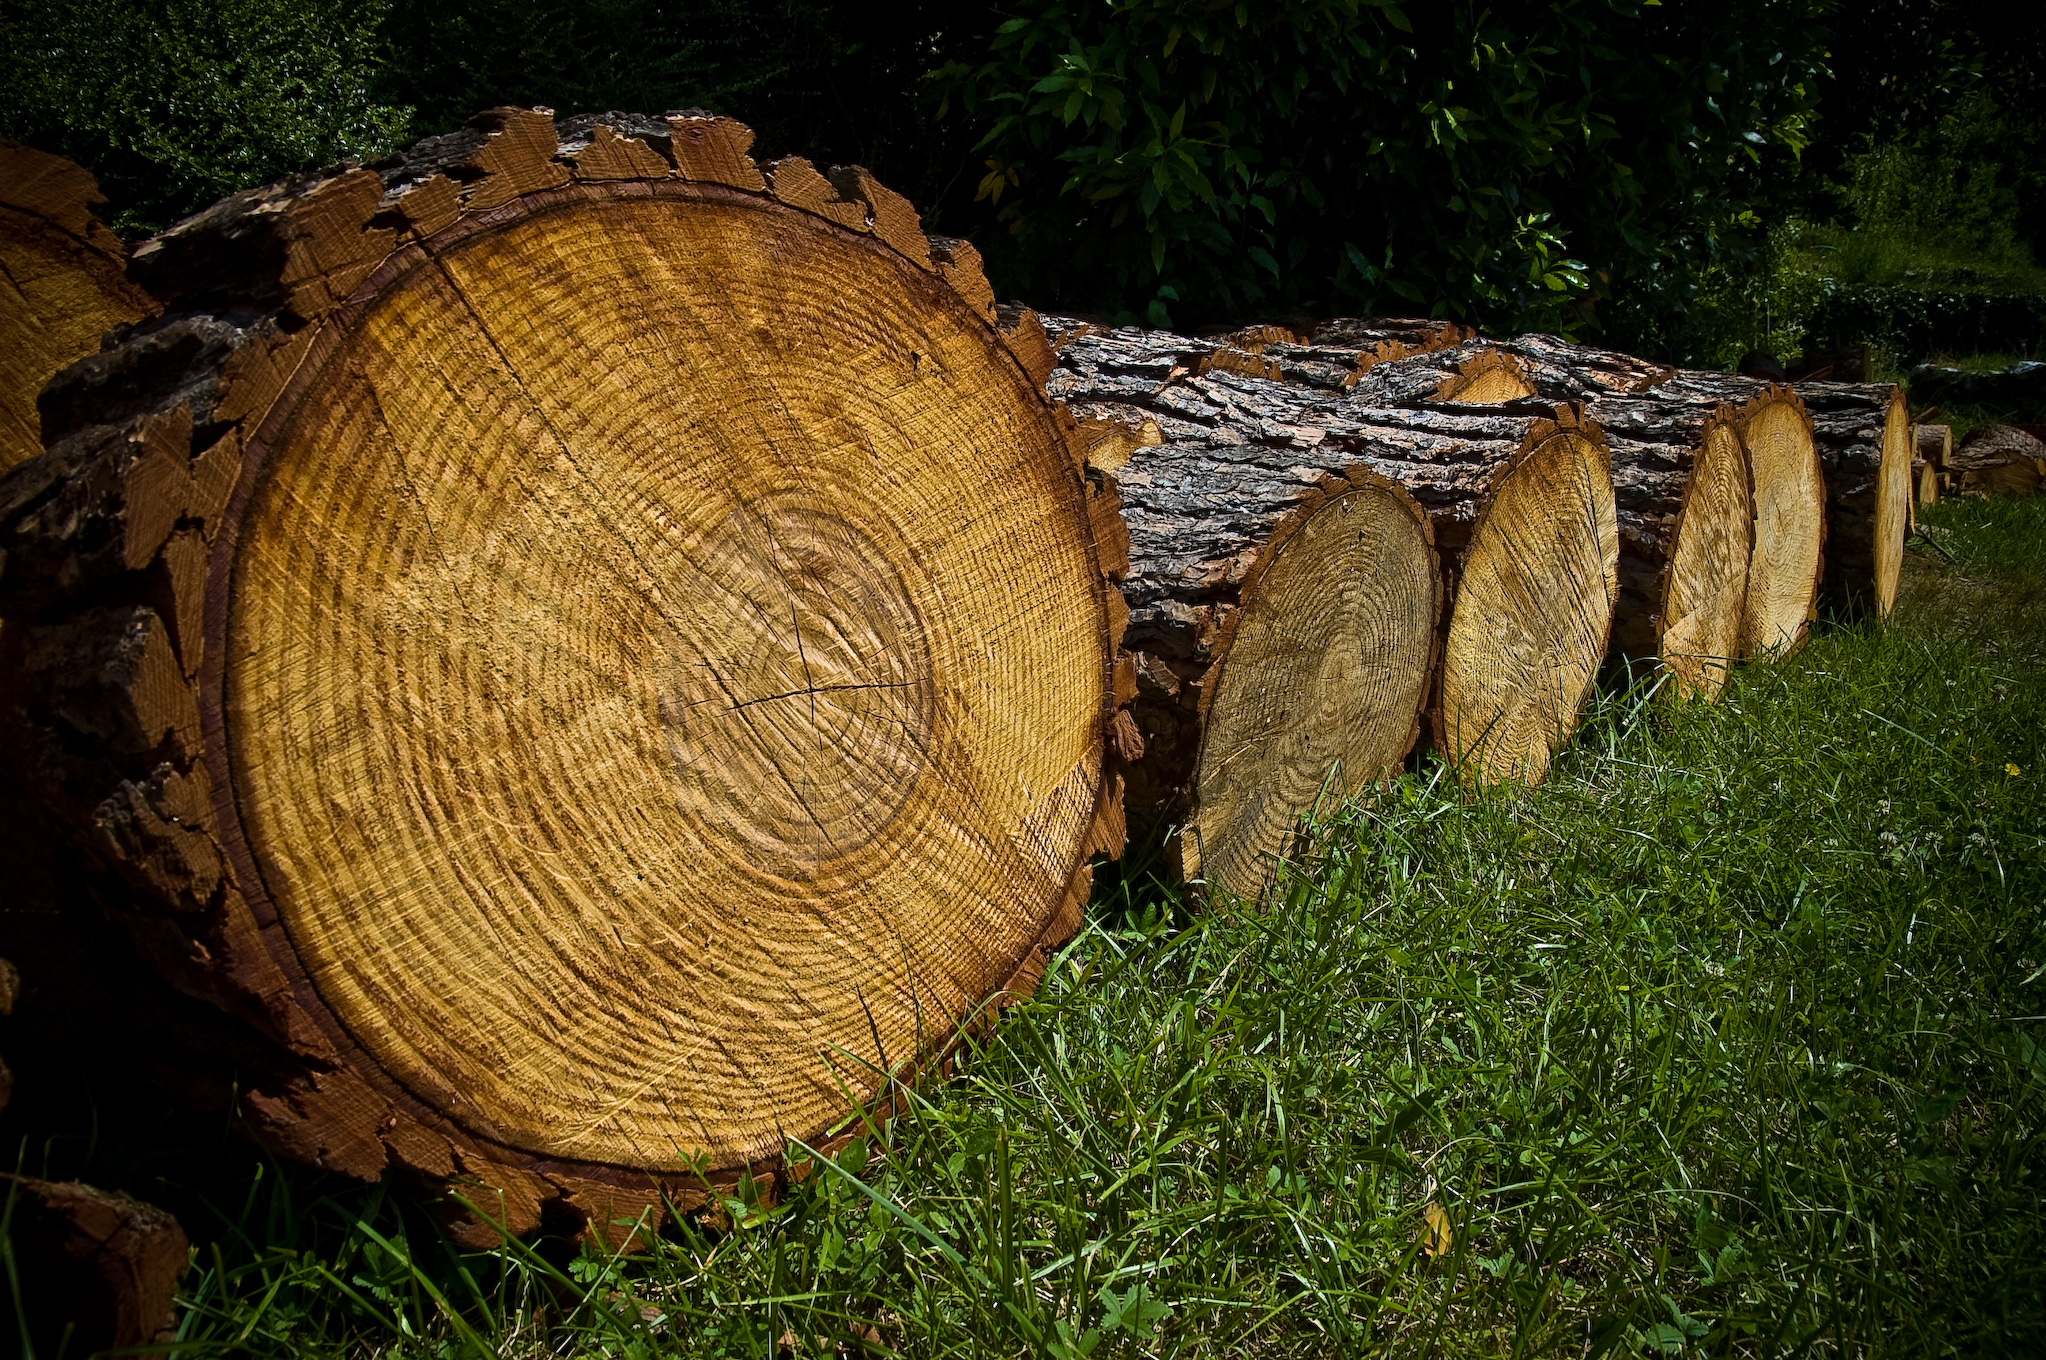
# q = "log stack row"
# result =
<box><xmin>0</xmin><ymin>113</ymin><xmax>1916</xmax><ymax>1253</ymax></box>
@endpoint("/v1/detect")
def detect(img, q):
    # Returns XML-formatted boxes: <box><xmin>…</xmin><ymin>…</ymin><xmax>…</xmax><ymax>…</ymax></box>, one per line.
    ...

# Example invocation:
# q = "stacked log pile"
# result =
<box><xmin>0</xmin><ymin>140</ymin><xmax>158</xmax><ymax>472</ymax></box>
<box><xmin>0</xmin><ymin>107</ymin><xmax>1940</xmax><ymax>1244</ymax></box>
<box><xmin>1046</xmin><ymin>321</ymin><xmax>1618</xmax><ymax>890</ymax></box>
<box><xmin>1338</xmin><ymin>334</ymin><xmax>1829</xmax><ymax>677</ymax></box>
<box><xmin>0</xmin><ymin>109</ymin><xmax>1129</xmax><ymax>1242</ymax></box>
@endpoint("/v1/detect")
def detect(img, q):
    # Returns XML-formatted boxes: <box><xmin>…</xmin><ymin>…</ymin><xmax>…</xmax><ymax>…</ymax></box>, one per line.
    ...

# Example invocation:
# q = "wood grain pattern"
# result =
<box><xmin>1435</xmin><ymin>422</ymin><xmax>1618</xmax><ymax>781</ymax></box>
<box><xmin>0</xmin><ymin>140</ymin><xmax>158</xmax><ymax>472</ymax></box>
<box><xmin>1655</xmin><ymin>413</ymin><xmax>1754</xmax><ymax>698</ymax></box>
<box><xmin>1738</xmin><ymin>388</ymin><xmax>1826</xmax><ymax>655</ymax></box>
<box><xmin>1187</xmin><ymin>476</ymin><xmax>1438</xmax><ymax>891</ymax></box>
<box><xmin>0</xmin><ymin>111</ymin><xmax>1124</xmax><ymax>1241</ymax></box>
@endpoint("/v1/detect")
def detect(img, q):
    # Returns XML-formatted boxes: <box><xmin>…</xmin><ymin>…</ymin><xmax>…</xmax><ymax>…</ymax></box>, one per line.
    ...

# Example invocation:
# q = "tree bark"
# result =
<box><xmin>1</xmin><ymin>1176</ymin><xmax>187</xmax><ymax>1354</ymax></box>
<box><xmin>1949</xmin><ymin>424</ymin><xmax>2046</xmax><ymax>497</ymax></box>
<box><xmin>1047</xmin><ymin>321</ymin><xmax>1618</xmax><ymax>884</ymax></box>
<box><xmin>1333</xmin><ymin>332</ymin><xmax>1823</xmax><ymax>685</ymax></box>
<box><xmin>0</xmin><ymin>108</ymin><xmax>1128</xmax><ymax>1244</ymax></box>
<box><xmin>1799</xmin><ymin>381</ymin><xmax>1913</xmax><ymax>614</ymax></box>
<box><xmin>0</xmin><ymin>140</ymin><xmax>159</xmax><ymax>473</ymax></box>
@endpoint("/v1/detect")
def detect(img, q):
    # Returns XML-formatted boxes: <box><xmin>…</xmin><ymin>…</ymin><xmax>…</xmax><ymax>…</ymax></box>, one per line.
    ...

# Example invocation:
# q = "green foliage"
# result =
<box><xmin>373</xmin><ymin>1</ymin><xmax>992</xmax><ymax>218</ymax></box>
<box><xmin>937</xmin><ymin>0</ymin><xmax>1827</xmax><ymax>332</ymax></box>
<box><xmin>0</xmin><ymin>0</ymin><xmax>410</xmax><ymax>236</ymax></box>
<box><xmin>31</xmin><ymin>499</ymin><xmax>2043</xmax><ymax>1356</ymax></box>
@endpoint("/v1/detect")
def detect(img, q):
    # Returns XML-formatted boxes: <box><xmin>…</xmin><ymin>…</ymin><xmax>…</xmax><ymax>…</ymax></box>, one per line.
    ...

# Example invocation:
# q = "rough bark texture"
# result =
<box><xmin>1</xmin><ymin>1176</ymin><xmax>188</xmax><ymax>1353</ymax></box>
<box><xmin>0</xmin><ymin>139</ymin><xmax>160</xmax><ymax>473</ymax></box>
<box><xmin>1319</xmin><ymin>333</ymin><xmax>1785</xmax><ymax>694</ymax></box>
<box><xmin>1950</xmin><ymin>424</ymin><xmax>2046</xmax><ymax>496</ymax></box>
<box><xmin>1347</xmin><ymin>333</ymin><xmax>1671</xmax><ymax>409</ymax></box>
<box><xmin>1800</xmin><ymin>381</ymin><xmax>1913</xmax><ymax>613</ymax></box>
<box><xmin>0</xmin><ymin>108</ymin><xmax>1129</xmax><ymax>1245</ymax></box>
<box><xmin>1047</xmin><ymin>320</ymin><xmax>1617</xmax><ymax>829</ymax></box>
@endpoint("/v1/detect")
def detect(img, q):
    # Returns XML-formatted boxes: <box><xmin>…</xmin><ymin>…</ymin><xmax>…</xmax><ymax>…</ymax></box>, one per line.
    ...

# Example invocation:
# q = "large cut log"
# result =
<box><xmin>0</xmin><ymin>109</ymin><xmax>1128</xmax><ymax>1243</ymax></box>
<box><xmin>1798</xmin><ymin>381</ymin><xmax>1914</xmax><ymax>614</ymax></box>
<box><xmin>1337</xmin><ymin>333</ymin><xmax>1825</xmax><ymax>685</ymax></box>
<box><xmin>1047</xmin><ymin>322</ymin><xmax>1616</xmax><ymax>886</ymax></box>
<box><xmin>0</xmin><ymin>140</ymin><xmax>159</xmax><ymax>472</ymax></box>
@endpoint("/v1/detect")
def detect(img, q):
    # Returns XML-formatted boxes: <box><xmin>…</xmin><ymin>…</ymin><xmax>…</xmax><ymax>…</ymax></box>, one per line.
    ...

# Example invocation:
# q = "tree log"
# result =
<box><xmin>1798</xmin><ymin>381</ymin><xmax>1914</xmax><ymax>614</ymax></box>
<box><xmin>1915</xmin><ymin>423</ymin><xmax>1951</xmax><ymax>474</ymax></box>
<box><xmin>1949</xmin><ymin>424</ymin><xmax>2046</xmax><ymax>497</ymax></box>
<box><xmin>0</xmin><ymin>140</ymin><xmax>159</xmax><ymax>473</ymax></box>
<box><xmin>1</xmin><ymin>1176</ymin><xmax>188</xmax><ymax>1353</ymax></box>
<box><xmin>1048</xmin><ymin>321</ymin><xmax>1616</xmax><ymax>881</ymax></box>
<box><xmin>1334</xmin><ymin>333</ymin><xmax>1820</xmax><ymax>689</ymax></box>
<box><xmin>0</xmin><ymin>109</ymin><xmax>1127</xmax><ymax>1244</ymax></box>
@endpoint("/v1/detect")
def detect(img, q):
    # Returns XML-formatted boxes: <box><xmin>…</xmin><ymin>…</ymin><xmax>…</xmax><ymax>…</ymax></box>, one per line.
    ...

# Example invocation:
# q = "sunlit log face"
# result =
<box><xmin>223</xmin><ymin>188</ymin><xmax>1111</xmax><ymax>1171</ymax></box>
<box><xmin>1438</xmin><ymin>426</ymin><xmax>1620</xmax><ymax>784</ymax></box>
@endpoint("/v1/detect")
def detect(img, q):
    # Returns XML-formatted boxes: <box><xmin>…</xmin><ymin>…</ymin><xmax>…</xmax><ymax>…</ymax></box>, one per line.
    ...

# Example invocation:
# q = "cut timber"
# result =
<box><xmin>1589</xmin><ymin>376</ymin><xmax>1819</xmax><ymax>665</ymax></box>
<box><xmin>1045</xmin><ymin>325</ymin><xmax>1443</xmax><ymax>893</ymax></box>
<box><xmin>1576</xmin><ymin>378</ymin><xmax>1756</xmax><ymax>697</ymax></box>
<box><xmin>1049</xmin><ymin>322</ymin><xmax>1615</xmax><ymax>861</ymax></box>
<box><xmin>1916</xmin><ymin>423</ymin><xmax>1951</xmax><ymax>475</ymax></box>
<box><xmin>1046</xmin><ymin>314</ymin><xmax>1473</xmax><ymax>396</ymax></box>
<box><xmin>1799</xmin><ymin>381</ymin><xmax>1912</xmax><ymax>614</ymax></box>
<box><xmin>1950</xmin><ymin>424</ymin><xmax>2046</xmax><ymax>497</ymax></box>
<box><xmin>1737</xmin><ymin>386</ymin><xmax>1827</xmax><ymax>652</ymax></box>
<box><xmin>0</xmin><ymin>109</ymin><xmax>1126</xmax><ymax>1243</ymax></box>
<box><xmin>1</xmin><ymin>1176</ymin><xmax>187</xmax><ymax>1353</ymax></box>
<box><xmin>1335</xmin><ymin>334</ymin><xmax>1754</xmax><ymax>698</ymax></box>
<box><xmin>1347</xmin><ymin>333</ymin><xmax>1670</xmax><ymax>410</ymax></box>
<box><xmin>0</xmin><ymin>140</ymin><xmax>159</xmax><ymax>472</ymax></box>
<box><xmin>1917</xmin><ymin>458</ymin><xmax>1939</xmax><ymax>508</ymax></box>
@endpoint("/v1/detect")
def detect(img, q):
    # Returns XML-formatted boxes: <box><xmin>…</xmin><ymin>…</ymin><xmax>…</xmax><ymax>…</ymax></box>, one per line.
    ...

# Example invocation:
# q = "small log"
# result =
<box><xmin>1</xmin><ymin>1176</ymin><xmax>188</xmax><ymax>1353</ymax></box>
<box><xmin>1950</xmin><ymin>425</ymin><xmax>2046</xmax><ymax>497</ymax></box>
<box><xmin>1048</xmin><ymin>322</ymin><xmax>1617</xmax><ymax>881</ymax></box>
<box><xmin>1915</xmin><ymin>423</ymin><xmax>1951</xmax><ymax>474</ymax></box>
<box><xmin>0</xmin><ymin>140</ymin><xmax>160</xmax><ymax>472</ymax></box>
<box><xmin>0</xmin><ymin>109</ymin><xmax>1128</xmax><ymax>1243</ymax></box>
<box><xmin>1799</xmin><ymin>381</ymin><xmax>1914</xmax><ymax>614</ymax></box>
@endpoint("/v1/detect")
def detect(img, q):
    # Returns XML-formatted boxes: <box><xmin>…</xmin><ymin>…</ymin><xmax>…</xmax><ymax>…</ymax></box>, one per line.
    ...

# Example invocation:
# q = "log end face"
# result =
<box><xmin>1872</xmin><ymin>387</ymin><xmax>1912</xmax><ymax>617</ymax></box>
<box><xmin>1659</xmin><ymin>415</ymin><xmax>1754</xmax><ymax>700</ymax></box>
<box><xmin>1438</xmin><ymin>427</ymin><xmax>1619</xmax><ymax>783</ymax></box>
<box><xmin>1738</xmin><ymin>386</ymin><xmax>1824</xmax><ymax>657</ymax></box>
<box><xmin>1190</xmin><ymin>478</ymin><xmax>1440</xmax><ymax>897</ymax></box>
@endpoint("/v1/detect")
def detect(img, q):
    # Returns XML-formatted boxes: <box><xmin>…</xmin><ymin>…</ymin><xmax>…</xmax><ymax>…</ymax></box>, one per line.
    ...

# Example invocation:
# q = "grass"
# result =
<box><xmin>9</xmin><ymin>499</ymin><xmax>2046</xmax><ymax>1358</ymax></box>
<box><xmin>1794</xmin><ymin>225</ymin><xmax>2046</xmax><ymax>297</ymax></box>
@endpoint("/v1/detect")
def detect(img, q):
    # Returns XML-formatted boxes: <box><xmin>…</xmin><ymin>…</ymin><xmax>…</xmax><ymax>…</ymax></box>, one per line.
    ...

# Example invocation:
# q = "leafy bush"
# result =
<box><xmin>0</xmin><ymin>0</ymin><xmax>410</xmax><ymax>235</ymax></box>
<box><xmin>937</xmin><ymin>0</ymin><xmax>1827</xmax><ymax>332</ymax></box>
<box><xmin>373</xmin><ymin>0</ymin><xmax>993</xmax><ymax>221</ymax></box>
<box><xmin>1809</xmin><ymin>284</ymin><xmax>2046</xmax><ymax>368</ymax></box>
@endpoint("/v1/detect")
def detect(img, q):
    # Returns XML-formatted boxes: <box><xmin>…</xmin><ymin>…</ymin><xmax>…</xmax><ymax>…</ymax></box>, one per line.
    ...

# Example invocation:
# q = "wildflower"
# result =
<box><xmin>2007</xmin><ymin>763</ymin><xmax>2022</xmax><ymax>777</ymax></box>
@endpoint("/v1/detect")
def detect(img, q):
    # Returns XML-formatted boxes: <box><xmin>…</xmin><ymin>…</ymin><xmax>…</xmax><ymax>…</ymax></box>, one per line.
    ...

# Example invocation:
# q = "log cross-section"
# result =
<box><xmin>1047</xmin><ymin>321</ymin><xmax>1617</xmax><ymax>887</ymax></box>
<box><xmin>0</xmin><ymin>140</ymin><xmax>160</xmax><ymax>473</ymax></box>
<box><xmin>0</xmin><ymin>109</ymin><xmax>1128</xmax><ymax>1243</ymax></box>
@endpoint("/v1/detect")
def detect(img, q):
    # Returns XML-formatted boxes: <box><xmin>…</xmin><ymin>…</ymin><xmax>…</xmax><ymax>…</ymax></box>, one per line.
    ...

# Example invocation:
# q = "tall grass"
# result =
<box><xmin>10</xmin><ymin>500</ymin><xmax>2046</xmax><ymax>1358</ymax></box>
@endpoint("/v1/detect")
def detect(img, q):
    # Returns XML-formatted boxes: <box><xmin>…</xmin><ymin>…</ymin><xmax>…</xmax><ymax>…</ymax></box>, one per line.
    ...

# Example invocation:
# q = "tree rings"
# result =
<box><xmin>1187</xmin><ymin>474</ymin><xmax>1440</xmax><ymax>895</ymax></box>
<box><xmin>1437</xmin><ymin>421</ymin><xmax>1619</xmax><ymax>782</ymax></box>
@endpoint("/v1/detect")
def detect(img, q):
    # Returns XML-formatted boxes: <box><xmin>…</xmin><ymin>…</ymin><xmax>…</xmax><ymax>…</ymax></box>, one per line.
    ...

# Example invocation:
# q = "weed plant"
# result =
<box><xmin>9</xmin><ymin>500</ymin><xmax>2046</xmax><ymax>1358</ymax></box>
